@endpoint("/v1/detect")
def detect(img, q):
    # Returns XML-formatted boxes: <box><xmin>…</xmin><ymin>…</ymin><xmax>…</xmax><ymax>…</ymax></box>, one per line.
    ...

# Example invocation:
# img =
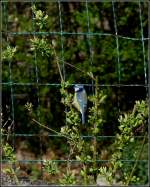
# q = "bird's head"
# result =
<box><xmin>74</xmin><ymin>84</ymin><xmax>84</xmax><ymax>92</ymax></box>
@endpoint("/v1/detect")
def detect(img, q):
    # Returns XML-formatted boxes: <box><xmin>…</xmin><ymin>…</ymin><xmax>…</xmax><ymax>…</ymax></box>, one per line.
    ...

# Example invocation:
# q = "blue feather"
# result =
<box><xmin>81</xmin><ymin>112</ymin><xmax>85</xmax><ymax>125</ymax></box>
<box><xmin>73</xmin><ymin>85</ymin><xmax>87</xmax><ymax>125</ymax></box>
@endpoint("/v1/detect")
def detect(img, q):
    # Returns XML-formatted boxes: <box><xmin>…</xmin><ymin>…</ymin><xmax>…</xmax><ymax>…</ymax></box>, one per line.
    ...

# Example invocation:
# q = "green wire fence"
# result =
<box><xmin>1</xmin><ymin>0</ymin><xmax>149</xmax><ymax>185</ymax></box>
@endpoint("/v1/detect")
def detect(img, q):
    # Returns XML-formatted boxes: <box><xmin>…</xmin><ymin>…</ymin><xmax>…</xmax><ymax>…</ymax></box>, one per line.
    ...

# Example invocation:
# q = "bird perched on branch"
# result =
<box><xmin>73</xmin><ymin>84</ymin><xmax>87</xmax><ymax>125</ymax></box>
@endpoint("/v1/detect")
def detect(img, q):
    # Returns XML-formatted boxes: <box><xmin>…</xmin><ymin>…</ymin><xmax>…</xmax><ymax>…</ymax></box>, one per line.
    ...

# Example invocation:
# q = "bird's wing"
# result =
<box><xmin>77</xmin><ymin>90</ymin><xmax>87</xmax><ymax>112</ymax></box>
<box><xmin>72</xmin><ymin>93</ymin><xmax>81</xmax><ymax>112</ymax></box>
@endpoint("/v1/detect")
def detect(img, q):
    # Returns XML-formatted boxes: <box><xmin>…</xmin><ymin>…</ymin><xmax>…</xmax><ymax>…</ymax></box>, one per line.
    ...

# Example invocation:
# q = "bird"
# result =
<box><xmin>73</xmin><ymin>84</ymin><xmax>87</xmax><ymax>125</ymax></box>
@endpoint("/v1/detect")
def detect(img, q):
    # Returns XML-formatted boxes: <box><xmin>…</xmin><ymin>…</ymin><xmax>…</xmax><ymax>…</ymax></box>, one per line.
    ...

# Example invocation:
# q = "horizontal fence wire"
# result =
<box><xmin>1</xmin><ymin>82</ymin><xmax>149</xmax><ymax>87</ymax></box>
<box><xmin>3</xmin><ymin>31</ymin><xmax>150</xmax><ymax>40</ymax></box>
<box><xmin>2</xmin><ymin>133</ymin><xmax>146</xmax><ymax>138</ymax></box>
<box><xmin>2</xmin><ymin>160</ymin><xmax>148</xmax><ymax>163</ymax></box>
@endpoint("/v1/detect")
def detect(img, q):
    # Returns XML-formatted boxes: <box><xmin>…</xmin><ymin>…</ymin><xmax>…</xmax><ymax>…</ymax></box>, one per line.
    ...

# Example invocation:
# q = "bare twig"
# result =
<box><xmin>32</xmin><ymin>118</ymin><xmax>72</xmax><ymax>141</ymax></box>
<box><xmin>126</xmin><ymin>132</ymin><xmax>147</xmax><ymax>185</ymax></box>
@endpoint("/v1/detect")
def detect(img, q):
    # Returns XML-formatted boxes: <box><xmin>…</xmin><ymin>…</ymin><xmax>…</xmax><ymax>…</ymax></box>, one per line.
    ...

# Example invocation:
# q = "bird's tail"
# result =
<box><xmin>81</xmin><ymin>112</ymin><xmax>85</xmax><ymax>125</ymax></box>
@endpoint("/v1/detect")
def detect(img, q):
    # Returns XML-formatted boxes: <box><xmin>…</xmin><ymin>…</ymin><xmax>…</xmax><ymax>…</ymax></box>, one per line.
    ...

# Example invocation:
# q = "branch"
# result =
<box><xmin>32</xmin><ymin>118</ymin><xmax>72</xmax><ymax>141</ymax></box>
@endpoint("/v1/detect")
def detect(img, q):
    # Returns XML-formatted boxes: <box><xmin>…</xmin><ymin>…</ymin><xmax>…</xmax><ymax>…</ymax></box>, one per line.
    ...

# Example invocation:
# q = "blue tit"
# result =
<box><xmin>73</xmin><ymin>84</ymin><xmax>87</xmax><ymax>124</ymax></box>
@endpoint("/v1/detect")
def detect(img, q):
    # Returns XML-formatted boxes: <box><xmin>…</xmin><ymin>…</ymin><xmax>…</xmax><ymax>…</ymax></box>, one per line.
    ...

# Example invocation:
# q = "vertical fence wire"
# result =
<box><xmin>4</xmin><ymin>3</ymin><xmax>15</xmax><ymax>146</ymax></box>
<box><xmin>3</xmin><ymin>2</ymin><xmax>15</xmax><ymax>151</ymax></box>
<box><xmin>3</xmin><ymin>1</ymin><xmax>16</xmax><ymax>173</ymax></box>
<box><xmin>112</xmin><ymin>1</ymin><xmax>121</xmax><ymax>118</ymax></box>
<box><xmin>112</xmin><ymin>1</ymin><xmax>121</xmax><ymax>84</ymax></box>
<box><xmin>139</xmin><ymin>2</ymin><xmax>149</xmax><ymax>184</ymax></box>
<box><xmin>138</xmin><ymin>6</ymin><xmax>149</xmax><ymax>183</ymax></box>
<box><xmin>31</xmin><ymin>0</ymin><xmax>43</xmax><ymax>179</ymax></box>
<box><xmin>148</xmin><ymin>1</ymin><xmax>150</xmax><ymax>185</ymax></box>
<box><xmin>0</xmin><ymin>3</ymin><xmax>3</xmax><ymax>186</ymax></box>
<box><xmin>139</xmin><ymin>3</ymin><xmax>149</xmax><ymax>183</ymax></box>
<box><xmin>139</xmin><ymin>2</ymin><xmax>148</xmax><ymax>90</ymax></box>
<box><xmin>58</xmin><ymin>1</ymin><xmax>66</xmax><ymax>81</ymax></box>
<box><xmin>85</xmin><ymin>0</ymin><xmax>94</xmax><ymax>92</ymax></box>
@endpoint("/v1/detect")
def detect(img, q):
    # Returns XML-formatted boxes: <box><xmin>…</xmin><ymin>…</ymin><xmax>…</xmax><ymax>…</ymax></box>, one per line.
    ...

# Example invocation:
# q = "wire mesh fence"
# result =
<box><xmin>1</xmin><ymin>0</ymin><xmax>149</xmax><ymax>186</ymax></box>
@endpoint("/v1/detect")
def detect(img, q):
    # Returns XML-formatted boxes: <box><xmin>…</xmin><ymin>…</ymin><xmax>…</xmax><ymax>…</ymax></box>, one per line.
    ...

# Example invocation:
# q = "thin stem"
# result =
<box><xmin>32</xmin><ymin>118</ymin><xmax>72</xmax><ymax>141</ymax></box>
<box><xmin>51</xmin><ymin>43</ymin><xmax>64</xmax><ymax>83</ymax></box>
<box><xmin>51</xmin><ymin>43</ymin><xmax>95</xmax><ymax>81</ymax></box>
<box><xmin>93</xmin><ymin>76</ymin><xmax>98</xmax><ymax>182</ymax></box>
<box><xmin>126</xmin><ymin>132</ymin><xmax>147</xmax><ymax>185</ymax></box>
<box><xmin>64</xmin><ymin>61</ymin><xmax>95</xmax><ymax>81</ymax></box>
